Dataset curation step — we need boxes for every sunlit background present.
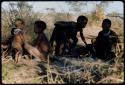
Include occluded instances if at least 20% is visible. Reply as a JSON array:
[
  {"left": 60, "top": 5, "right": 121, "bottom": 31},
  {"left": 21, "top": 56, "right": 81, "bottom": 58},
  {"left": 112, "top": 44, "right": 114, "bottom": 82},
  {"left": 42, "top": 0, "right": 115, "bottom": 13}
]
[{"left": 1, "top": 1, "right": 124, "bottom": 84}]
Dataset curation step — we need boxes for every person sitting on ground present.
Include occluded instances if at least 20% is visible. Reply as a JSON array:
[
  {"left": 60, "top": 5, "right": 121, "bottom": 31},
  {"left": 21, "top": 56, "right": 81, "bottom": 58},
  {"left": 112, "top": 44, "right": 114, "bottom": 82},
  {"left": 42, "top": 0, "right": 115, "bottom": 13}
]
[
  {"left": 32, "top": 20, "right": 50, "bottom": 61},
  {"left": 91, "top": 19, "right": 118, "bottom": 63},
  {"left": 1, "top": 18, "right": 26, "bottom": 60}
]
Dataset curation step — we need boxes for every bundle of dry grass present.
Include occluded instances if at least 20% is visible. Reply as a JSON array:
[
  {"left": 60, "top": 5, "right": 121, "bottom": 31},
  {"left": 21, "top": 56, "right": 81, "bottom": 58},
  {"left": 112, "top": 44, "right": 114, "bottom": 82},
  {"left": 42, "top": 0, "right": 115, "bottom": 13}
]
[{"left": 2, "top": 41, "right": 124, "bottom": 84}]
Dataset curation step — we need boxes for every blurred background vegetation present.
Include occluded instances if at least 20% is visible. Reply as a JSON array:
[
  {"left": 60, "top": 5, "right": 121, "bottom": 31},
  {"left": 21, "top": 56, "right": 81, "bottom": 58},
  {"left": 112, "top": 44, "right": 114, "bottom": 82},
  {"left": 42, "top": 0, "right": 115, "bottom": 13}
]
[{"left": 1, "top": 1, "right": 124, "bottom": 43}]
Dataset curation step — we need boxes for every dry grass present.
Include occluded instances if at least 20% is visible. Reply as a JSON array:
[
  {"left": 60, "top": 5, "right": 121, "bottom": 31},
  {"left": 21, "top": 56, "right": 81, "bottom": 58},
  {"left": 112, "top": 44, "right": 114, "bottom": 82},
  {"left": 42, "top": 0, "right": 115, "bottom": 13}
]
[
  {"left": 1, "top": 12, "right": 124, "bottom": 84},
  {"left": 2, "top": 42, "right": 124, "bottom": 84}
]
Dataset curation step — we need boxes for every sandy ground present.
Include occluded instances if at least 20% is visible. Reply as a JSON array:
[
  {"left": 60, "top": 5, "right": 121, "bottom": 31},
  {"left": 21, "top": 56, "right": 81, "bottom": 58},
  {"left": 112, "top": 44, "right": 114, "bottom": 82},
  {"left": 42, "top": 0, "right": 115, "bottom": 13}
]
[{"left": 77, "top": 26, "right": 102, "bottom": 45}]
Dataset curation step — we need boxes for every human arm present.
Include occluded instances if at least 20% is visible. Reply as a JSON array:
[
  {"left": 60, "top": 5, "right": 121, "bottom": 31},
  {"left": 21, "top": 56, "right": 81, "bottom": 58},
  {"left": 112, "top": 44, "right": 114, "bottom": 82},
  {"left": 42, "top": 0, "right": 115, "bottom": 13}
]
[
  {"left": 50, "top": 28, "right": 57, "bottom": 47},
  {"left": 80, "top": 30, "right": 87, "bottom": 46}
]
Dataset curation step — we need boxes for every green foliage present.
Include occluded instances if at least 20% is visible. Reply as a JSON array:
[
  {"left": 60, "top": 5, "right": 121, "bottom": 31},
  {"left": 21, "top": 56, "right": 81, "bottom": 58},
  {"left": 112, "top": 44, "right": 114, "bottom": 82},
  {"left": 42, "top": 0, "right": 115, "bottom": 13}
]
[{"left": 2, "top": 65, "right": 8, "bottom": 80}]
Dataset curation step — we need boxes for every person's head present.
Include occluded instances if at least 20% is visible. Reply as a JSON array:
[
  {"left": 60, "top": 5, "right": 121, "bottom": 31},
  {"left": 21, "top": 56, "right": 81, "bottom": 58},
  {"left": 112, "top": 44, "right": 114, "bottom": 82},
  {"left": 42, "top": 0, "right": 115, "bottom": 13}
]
[
  {"left": 34, "top": 20, "right": 46, "bottom": 34},
  {"left": 77, "top": 15, "right": 88, "bottom": 29},
  {"left": 15, "top": 18, "right": 25, "bottom": 30},
  {"left": 102, "top": 19, "right": 111, "bottom": 32}
]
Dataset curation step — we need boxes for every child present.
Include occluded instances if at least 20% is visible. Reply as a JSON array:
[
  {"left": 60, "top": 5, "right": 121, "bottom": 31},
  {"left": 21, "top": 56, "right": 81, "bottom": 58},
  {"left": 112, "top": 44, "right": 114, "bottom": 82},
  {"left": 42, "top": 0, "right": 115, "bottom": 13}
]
[
  {"left": 32, "top": 20, "right": 50, "bottom": 61},
  {"left": 1, "top": 18, "right": 25, "bottom": 62}
]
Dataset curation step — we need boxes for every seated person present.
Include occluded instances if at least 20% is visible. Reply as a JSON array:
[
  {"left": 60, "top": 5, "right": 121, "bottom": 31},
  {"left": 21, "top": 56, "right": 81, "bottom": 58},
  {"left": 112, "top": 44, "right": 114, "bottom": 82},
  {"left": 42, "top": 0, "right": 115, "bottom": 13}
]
[
  {"left": 32, "top": 20, "right": 50, "bottom": 61},
  {"left": 1, "top": 18, "right": 26, "bottom": 60},
  {"left": 95, "top": 19, "right": 118, "bottom": 62},
  {"left": 88, "top": 19, "right": 118, "bottom": 63}
]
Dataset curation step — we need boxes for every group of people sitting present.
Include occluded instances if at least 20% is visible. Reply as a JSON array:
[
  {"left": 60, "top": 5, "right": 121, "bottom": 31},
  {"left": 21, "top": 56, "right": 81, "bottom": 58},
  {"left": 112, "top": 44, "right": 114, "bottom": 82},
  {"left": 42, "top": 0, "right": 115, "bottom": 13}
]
[{"left": 1, "top": 15, "right": 119, "bottom": 64}]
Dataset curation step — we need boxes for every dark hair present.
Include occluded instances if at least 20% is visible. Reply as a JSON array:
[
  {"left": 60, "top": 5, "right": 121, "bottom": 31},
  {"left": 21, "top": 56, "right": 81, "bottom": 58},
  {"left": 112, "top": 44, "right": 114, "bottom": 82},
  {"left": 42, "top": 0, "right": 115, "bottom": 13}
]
[
  {"left": 103, "top": 19, "right": 111, "bottom": 25},
  {"left": 34, "top": 20, "right": 46, "bottom": 30},
  {"left": 15, "top": 18, "right": 25, "bottom": 24},
  {"left": 77, "top": 15, "right": 88, "bottom": 22}
]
